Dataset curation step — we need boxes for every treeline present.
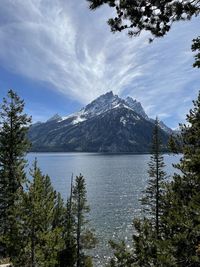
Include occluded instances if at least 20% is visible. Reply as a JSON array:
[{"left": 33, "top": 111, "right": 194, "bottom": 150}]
[
  {"left": 1, "top": 89, "right": 200, "bottom": 267},
  {"left": 0, "top": 90, "right": 96, "bottom": 267}
]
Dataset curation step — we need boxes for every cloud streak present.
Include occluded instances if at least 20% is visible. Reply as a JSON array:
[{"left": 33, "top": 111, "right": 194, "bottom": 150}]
[
  {"left": 0, "top": 0, "right": 147, "bottom": 100},
  {"left": 0, "top": 0, "right": 199, "bottom": 127}
]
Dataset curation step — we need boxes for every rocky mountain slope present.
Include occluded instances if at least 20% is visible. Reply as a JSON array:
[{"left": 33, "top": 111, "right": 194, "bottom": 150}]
[{"left": 29, "top": 92, "right": 171, "bottom": 152}]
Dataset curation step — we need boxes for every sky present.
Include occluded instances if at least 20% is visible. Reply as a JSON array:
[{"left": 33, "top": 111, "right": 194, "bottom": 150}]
[{"left": 0, "top": 0, "right": 199, "bottom": 129}]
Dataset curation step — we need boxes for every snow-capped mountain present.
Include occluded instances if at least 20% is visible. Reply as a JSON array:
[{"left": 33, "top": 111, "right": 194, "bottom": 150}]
[
  {"left": 52, "top": 91, "right": 171, "bottom": 133},
  {"left": 59, "top": 91, "right": 149, "bottom": 125},
  {"left": 125, "top": 96, "right": 148, "bottom": 120},
  {"left": 29, "top": 92, "right": 171, "bottom": 152},
  {"left": 47, "top": 114, "right": 62, "bottom": 122}
]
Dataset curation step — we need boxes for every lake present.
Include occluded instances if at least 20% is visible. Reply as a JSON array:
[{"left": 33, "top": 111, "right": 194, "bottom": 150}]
[{"left": 27, "top": 153, "right": 181, "bottom": 266}]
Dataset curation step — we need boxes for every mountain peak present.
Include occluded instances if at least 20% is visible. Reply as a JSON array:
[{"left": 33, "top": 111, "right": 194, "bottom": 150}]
[
  {"left": 47, "top": 114, "right": 61, "bottom": 122},
  {"left": 29, "top": 91, "right": 172, "bottom": 152},
  {"left": 60, "top": 92, "right": 170, "bottom": 135},
  {"left": 83, "top": 91, "right": 120, "bottom": 116},
  {"left": 62, "top": 91, "right": 149, "bottom": 123},
  {"left": 125, "top": 96, "right": 148, "bottom": 119},
  {"left": 103, "top": 91, "right": 114, "bottom": 97},
  {"left": 126, "top": 96, "right": 136, "bottom": 103}
]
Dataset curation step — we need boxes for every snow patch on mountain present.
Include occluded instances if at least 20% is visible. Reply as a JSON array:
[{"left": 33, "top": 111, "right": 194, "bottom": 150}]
[
  {"left": 44, "top": 91, "right": 172, "bottom": 133},
  {"left": 72, "top": 114, "right": 86, "bottom": 125},
  {"left": 60, "top": 91, "right": 147, "bottom": 126},
  {"left": 47, "top": 114, "right": 62, "bottom": 122},
  {"left": 83, "top": 91, "right": 122, "bottom": 117},
  {"left": 120, "top": 116, "right": 127, "bottom": 126},
  {"left": 125, "top": 96, "right": 148, "bottom": 119}
]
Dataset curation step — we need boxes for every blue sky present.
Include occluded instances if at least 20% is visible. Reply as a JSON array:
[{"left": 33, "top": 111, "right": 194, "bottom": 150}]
[{"left": 0, "top": 0, "right": 199, "bottom": 129}]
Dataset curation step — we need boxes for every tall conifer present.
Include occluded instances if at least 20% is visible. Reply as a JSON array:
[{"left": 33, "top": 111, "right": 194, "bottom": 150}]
[
  {"left": 108, "top": 118, "right": 167, "bottom": 266},
  {"left": 161, "top": 91, "right": 200, "bottom": 266},
  {"left": 59, "top": 175, "right": 76, "bottom": 267},
  {"left": 72, "top": 174, "right": 97, "bottom": 267},
  {"left": 0, "top": 89, "right": 31, "bottom": 257},
  {"left": 10, "top": 160, "right": 65, "bottom": 267},
  {"left": 141, "top": 118, "right": 167, "bottom": 237}
]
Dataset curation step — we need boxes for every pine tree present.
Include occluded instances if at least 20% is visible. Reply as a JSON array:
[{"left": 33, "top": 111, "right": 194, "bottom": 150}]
[
  {"left": 72, "top": 174, "right": 97, "bottom": 267},
  {"left": 109, "top": 93, "right": 200, "bottom": 266},
  {"left": 87, "top": 1, "right": 200, "bottom": 68},
  {"left": 30, "top": 161, "right": 65, "bottom": 267},
  {"left": 131, "top": 119, "right": 167, "bottom": 266},
  {"left": 59, "top": 175, "right": 76, "bottom": 267},
  {"left": 108, "top": 240, "right": 135, "bottom": 267},
  {"left": 108, "top": 118, "right": 168, "bottom": 267},
  {"left": 5, "top": 185, "right": 29, "bottom": 266},
  {"left": 160, "top": 91, "right": 200, "bottom": 266},
  {"left": 53, "top": 192, "right": 66, "bottom": 230},
  {"left": 0, "top": 89, "right": 31, "bottom": 257},
  {"left": 168, "top": 134, "right": 182, "bottom": 154},
  {"left": 10, "top": 160, "right": 65, "bottom": 267},
  {"left": 141, "top": 118, "right": 167, "bottom": 237}
]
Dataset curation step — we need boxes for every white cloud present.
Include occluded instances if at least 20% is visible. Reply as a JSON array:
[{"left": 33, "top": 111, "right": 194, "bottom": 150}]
[
  {"left": 0, "top": 0, "right": 199, "bottom": 127},
  {"left": 0, "top": 0, "right": 148, "bottom": 102}
]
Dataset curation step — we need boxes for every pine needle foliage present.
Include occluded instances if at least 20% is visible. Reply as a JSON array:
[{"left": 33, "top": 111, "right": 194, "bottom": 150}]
[
  {"left": 0, "top": 89, "right": 31, "bottom": 257},
  {"left": 8, "top": 160, "right": 65, "bottom": 267},
  {"left": 160, "top": 91, "right": 200, "bottom": 266},
  {"left": 72, "top": 174, "right": 97, "bottom": 267},
  {"left": 141, "top": 118, "right": 167, "bottom": 238}
]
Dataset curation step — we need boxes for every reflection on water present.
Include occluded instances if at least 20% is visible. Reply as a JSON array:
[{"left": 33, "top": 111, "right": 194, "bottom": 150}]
[{"left": 27, "top": 153, "right": 181, "bottom": 266}]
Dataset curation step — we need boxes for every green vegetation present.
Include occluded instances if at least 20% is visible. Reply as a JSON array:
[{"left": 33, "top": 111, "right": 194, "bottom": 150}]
[
  {"left": 0, "top": 89, "right": 31, "bottom": 258},
  {"left": 59, "top": 174, "right": 97, "bottom": 267},
  {"left": 192, "top": 36, "right": 200, "bottom": 68},
  {"left": 72, "top": 174, "right": 97, "bottom": 267},
  {"left": 168, "top": 134, "right": 181, "bottom": 154},
  {"left": 159, "top": 92, "right": 200, "bottom": 265},
  {"left": 10, "top": 160, "right": 65, "bottom": 267},
  {"left": 1, "top": 88, "right": 200, "bottom": 266},
  {"left": 141, "top": 117, "right": 167, "bottom": 238},
  {"left": 87, "top": 0, "right": 200, "bottom": 67},
  {"left": 108, "top": 92, "right": 200, "bottom": 266},
  {"left": 108, "top": 117, "right": 168, "bottom": 266},
  {"left": 0, "top": 90, "right": 96, "bottom": 267}
]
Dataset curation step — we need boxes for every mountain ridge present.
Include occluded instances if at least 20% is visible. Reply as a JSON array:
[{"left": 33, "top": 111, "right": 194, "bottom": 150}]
[{"left": 29, "top": 92, "right": 172, "bottom": 152}]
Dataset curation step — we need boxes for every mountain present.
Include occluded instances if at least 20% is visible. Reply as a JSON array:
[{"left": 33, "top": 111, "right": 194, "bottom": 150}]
[
  {"left": 125, "top": 96, "right": 148, "bottom": 120},
  {"left": 29, "top": 92, "right": 171, "bottom": 152},
  {"left": 47, "top": 114, "right": 62, "bottom": 122}
]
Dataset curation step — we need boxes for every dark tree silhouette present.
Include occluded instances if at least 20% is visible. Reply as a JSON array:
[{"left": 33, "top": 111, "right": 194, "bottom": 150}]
[{"left": 87, "top": 0, "right": 200, "bottom": 66}]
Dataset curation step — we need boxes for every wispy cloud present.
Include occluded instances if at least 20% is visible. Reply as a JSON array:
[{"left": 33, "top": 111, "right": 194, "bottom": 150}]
[
  {"left": 0, "top": 0, "right": 199, "bottom": 127},
  {"left": 0, "top": 0, "right": 147, "bottom": 100}
]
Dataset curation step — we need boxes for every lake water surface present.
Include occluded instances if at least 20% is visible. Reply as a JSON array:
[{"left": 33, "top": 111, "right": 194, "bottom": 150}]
[{"left": 27, "top": 153, "right": 181, "bottom": 266}]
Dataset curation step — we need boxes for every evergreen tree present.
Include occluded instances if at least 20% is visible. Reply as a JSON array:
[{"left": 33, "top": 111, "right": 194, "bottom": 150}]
[
  {"left": 192, "top": 36, "right": 200, "bottom": 68},
  {"left": 59, "top": 175, "right": 76, "bottom": 267},
  {"left": 53, "top": 192, "right": 66, "bottom": 229},
  {"left": 141, "top": 118, "right": 167, "bottom": 238},
  {"left": 55, "top": 174, "right": 97, "bottom": 267},
  {"left": 87, "top": 0, "right": 199, "bottom": 38},
  {"left": 108, "top": 240, "right": 135, "bottom": 267},
  {"left": 72, "top": 174, "right": 97, "bottom": 267},
  {"left": 168, "top": 134, "right": 180, "bottom": 154},
  {"left": 87, "top": 1, "right": 200, "bottom": 67},
  {"left": 10, "top": 160, "right": 65, "bottom": 267},
  {"left": 0, "top": 89, "right": 31, "bottom": 257},
  {"left": 131, "top": 119, "right": 167, "bottom": 266},
  {"left": 108, "top": 118, "right": 168, "bottom": 266},
  {"left": 109, "top": 93, "right": 200, "bottom": 266},
  {"left": 160, "top": 91, "right": 200, "bottom": 266}
]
